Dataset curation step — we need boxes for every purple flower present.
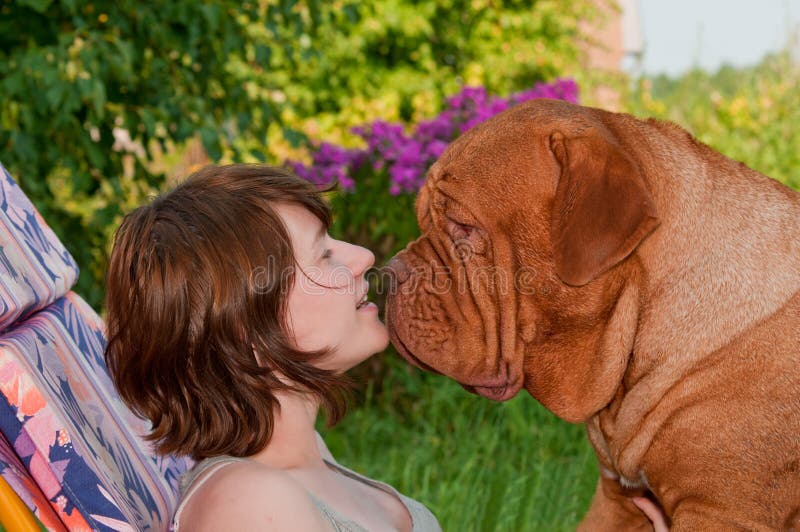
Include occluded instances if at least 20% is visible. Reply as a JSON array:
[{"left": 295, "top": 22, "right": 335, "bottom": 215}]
[
  {"left": 285, "top": 142, "right": 361, "bottom": 191},
  {"left": 354, "top": 121, "right": 407, "bottom": 159},
  {"left": 337, "top": 172, "right": 355, "bottom": 190},
  {"left": 425, "top": 139, "right": 449, "bottom": 159},
  {"left": 396, "top": 140, "right": 424, "bottom": 166},
  {"left": 415, "top": 113, "right": 456, "bottom": 144},
  {"left": 315, "top": 142, "right": 351, "bottom": 166},
  {"left": 389, "top": 164, "right": 422, "bottom": 194},
  {"left": 288, "top": 78, "right": 579, "bottom": 194},
  {"left": 513, "top": 78, "right": 580, "bottom": 105},
  {"left": 446, "top": 86, "right": 489, "bottom": 112}
]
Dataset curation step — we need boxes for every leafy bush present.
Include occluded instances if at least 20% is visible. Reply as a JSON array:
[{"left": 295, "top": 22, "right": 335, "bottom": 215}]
[{"left": 0, "top": 0, "right": 321, "bottom": 308}]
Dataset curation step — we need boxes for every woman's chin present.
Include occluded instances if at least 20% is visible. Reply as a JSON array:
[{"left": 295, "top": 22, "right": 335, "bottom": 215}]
[
  {"left": 330, "top": 332, "right": 390, "bottom": 373},
  {"left": 357, "top": 331, "right": 391, "bottom": 361},
  {"left": 376, "top": 331, "right": 391, "bottom": 352},
  {"left": 366, "top": 331, "right": 391, "bottom": 359}
]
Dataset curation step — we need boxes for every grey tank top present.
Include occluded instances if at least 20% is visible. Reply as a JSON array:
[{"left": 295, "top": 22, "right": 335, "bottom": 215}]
[{"left": 172, "top": 455, "right": 441, "bottom": 532}]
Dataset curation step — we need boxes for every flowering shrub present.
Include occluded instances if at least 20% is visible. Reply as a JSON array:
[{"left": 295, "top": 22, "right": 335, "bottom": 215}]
[{"left": 288, "top": 78, "right": 579, "bottom": 196}]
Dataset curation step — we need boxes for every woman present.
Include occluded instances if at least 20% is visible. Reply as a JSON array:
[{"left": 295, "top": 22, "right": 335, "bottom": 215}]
[
  {"left": 105, "top": 164, "right": 438, "bottom": 531},
  {"left": 104, "top": 164, "right": 666, "bottom": 531}
]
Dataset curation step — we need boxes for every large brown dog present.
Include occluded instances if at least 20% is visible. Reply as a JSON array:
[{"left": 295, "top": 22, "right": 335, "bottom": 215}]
[{"left": 385, "top": 99, "right": 800, "bottom": 530}]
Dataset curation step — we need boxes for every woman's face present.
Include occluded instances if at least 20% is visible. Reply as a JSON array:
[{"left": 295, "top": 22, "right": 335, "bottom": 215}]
[{"left": 278, "top": 203, "right": 389, "bottom": 372}]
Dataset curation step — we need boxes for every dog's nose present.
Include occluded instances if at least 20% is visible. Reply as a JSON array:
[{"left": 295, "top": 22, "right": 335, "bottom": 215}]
[{"left": 385, "top": 256, "right": 411, "bottom": 285}]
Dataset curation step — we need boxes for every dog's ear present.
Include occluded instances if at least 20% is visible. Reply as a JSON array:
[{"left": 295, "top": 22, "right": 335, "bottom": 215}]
[{"left": 548, "top": 130, "right": 660, "bottom": 286}]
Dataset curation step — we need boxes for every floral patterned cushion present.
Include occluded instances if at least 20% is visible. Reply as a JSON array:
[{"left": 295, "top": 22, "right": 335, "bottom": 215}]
[
  {"left": 0, "top": 431, "right": 66, "bottom": 531},
  {"left": 0, "top": 163, "right": 79, "bottom": 333},
  {"left": 0, "top": 162, "right": 192, "bottom": 531},
  {"left": 0, "top": 292, "right": 194, "bottom": 531}
]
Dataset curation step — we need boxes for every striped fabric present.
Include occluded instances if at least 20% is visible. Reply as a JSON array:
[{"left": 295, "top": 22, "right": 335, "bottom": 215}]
[
  {"left": 0, "top": 431, "right": 66, "bottom": 531},
  {"left": 0, "top": 292, "right": 193, "bottom": 531},
  {"left": 0, "top": 163, "right": 78, "bottom": 333},
  {"left": 0, "top": 163, "right": 193, "bottom": 531}
]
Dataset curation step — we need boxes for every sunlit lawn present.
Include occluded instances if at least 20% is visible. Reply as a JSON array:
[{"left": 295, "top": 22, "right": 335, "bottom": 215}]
[{"left": 320, "top": 354, "right": 597, "bottom": 532}]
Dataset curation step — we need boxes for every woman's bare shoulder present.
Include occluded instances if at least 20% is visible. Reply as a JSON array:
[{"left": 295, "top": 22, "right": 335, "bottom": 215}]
[{"left": 180, "top": 460, "right": 331, "bottom": 531}]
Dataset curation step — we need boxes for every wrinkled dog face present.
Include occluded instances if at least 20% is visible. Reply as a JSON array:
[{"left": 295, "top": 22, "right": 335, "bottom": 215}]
[
  {"left": 385, "top": 101, "right": 562, "bottom": 401},
  {"left": 385, "top": 99, "right": 659, "bottom": 411}
]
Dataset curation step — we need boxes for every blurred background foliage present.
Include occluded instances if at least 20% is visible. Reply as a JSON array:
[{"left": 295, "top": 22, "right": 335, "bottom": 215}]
[
  {"left": 0, "top": 0, "right": 599, "bottom": 310},
  {"left": 624, "top": 50, "right": 800, "bottom": 190},
  {"left": 256, "top": 0, "right": 597, "bottom": 152},
  {"left": 0, "top": 0, "right": 319, "bottom": 306},
  {"left": 3, "top": 1, "right": 800, "bottom": 529}
]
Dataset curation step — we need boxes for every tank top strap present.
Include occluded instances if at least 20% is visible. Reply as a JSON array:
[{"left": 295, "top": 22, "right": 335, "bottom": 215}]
[{"left": 172, "top": 455, "right": 249, "bottom": 531}]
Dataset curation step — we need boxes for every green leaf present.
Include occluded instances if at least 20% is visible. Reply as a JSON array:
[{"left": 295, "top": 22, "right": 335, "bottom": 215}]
[
  {"left": 16, "top": 0, "right": 53, "bottom": 13},
  {"left": 249, "top": 148, "right": 267, "bottom": 162},
  {"left": 281, "top": 126, "right": 308, "bottom": 148},
  {"left": 199, "top": 127, "right": 223, "bottom": 161}
]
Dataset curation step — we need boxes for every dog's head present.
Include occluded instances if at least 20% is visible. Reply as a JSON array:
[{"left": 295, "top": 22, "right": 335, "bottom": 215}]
[{"left": 385, "top": 99, "right": 660, "bottom": 422}]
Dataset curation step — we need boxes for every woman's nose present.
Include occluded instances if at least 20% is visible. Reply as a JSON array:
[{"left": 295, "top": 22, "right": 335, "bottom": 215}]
[
  {"left": 339, "top": 241, "right": 374, "bottom": 278},
  {"left": 351, "top": 245, "right": 375, "bottom": 277}
]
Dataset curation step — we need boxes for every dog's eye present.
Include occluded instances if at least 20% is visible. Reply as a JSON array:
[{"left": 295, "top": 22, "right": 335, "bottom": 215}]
[
  {"left": 447, "top": 220, "right": 486, "bottom": 259},
  {"left": 446, "top": 217, "right": 473, "bottom": 239},
  {"left": 452, "top": 222, "right": 473, "bottom": 240}
]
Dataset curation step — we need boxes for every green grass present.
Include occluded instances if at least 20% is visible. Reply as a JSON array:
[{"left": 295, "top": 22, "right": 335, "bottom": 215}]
[{"left": 319, "top": 355, "right": 597, "bottom": 532}]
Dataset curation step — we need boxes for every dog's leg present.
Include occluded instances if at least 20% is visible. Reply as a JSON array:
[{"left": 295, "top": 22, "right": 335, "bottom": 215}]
[{"left": 578, "top": 476, "right": 654, "bottom": 532}]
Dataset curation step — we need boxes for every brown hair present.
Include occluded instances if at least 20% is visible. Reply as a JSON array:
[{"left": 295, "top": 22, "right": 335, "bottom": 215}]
[{"left": 104, "top": 164, "right": 349, "bottom": 459}]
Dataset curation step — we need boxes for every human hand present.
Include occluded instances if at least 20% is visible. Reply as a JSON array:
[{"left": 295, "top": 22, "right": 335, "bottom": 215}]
[{"left": 632, "top": 496, "right": 669, "bottom": 531}]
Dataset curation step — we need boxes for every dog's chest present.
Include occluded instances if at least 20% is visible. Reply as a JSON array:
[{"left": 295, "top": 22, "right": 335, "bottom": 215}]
[
  {"left": 617, "top": 470, "right": 651, "bottom": 491},
  {"left": 587, "top": 413, "right": 652, "bottom": 491}
]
